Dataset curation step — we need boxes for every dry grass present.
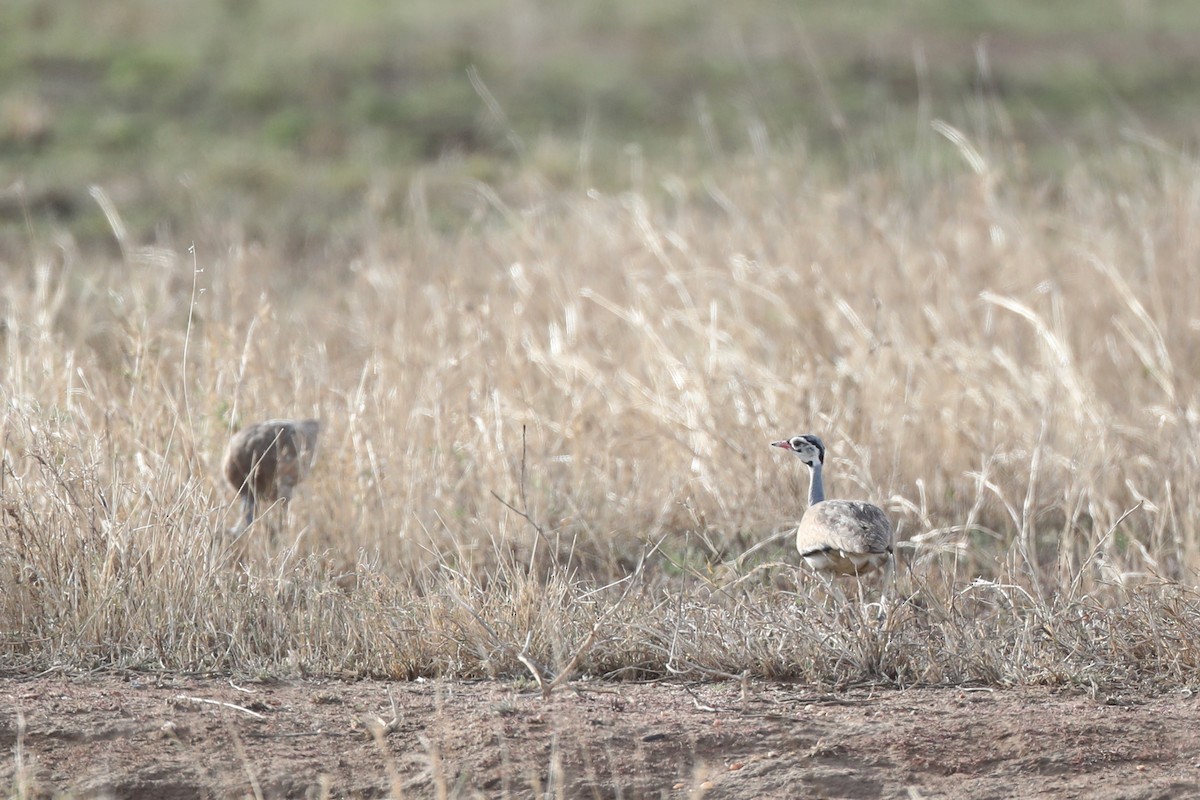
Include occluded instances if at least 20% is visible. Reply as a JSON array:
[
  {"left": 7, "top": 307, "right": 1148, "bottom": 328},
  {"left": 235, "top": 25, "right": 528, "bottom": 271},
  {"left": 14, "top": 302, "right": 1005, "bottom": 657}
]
[{"left": 3, "top": 127, "right": 1200, "bottom": 692}]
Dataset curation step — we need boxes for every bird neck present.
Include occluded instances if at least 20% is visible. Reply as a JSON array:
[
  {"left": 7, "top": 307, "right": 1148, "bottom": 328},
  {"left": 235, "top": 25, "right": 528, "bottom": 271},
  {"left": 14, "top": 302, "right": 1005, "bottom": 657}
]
[{"left": 807, "top": 462, "right": 825, "bottom": 506}]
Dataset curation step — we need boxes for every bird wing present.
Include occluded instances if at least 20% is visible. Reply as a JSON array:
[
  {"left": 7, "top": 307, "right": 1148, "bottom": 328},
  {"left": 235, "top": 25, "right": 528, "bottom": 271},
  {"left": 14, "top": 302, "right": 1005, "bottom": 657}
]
[{"left": 796, "top": 500, "right": 893, "bottom": 556}]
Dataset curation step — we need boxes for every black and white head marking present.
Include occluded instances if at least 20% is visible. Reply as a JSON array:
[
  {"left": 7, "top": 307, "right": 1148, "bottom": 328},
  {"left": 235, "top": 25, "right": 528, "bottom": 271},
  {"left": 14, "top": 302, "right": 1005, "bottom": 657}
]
[{"left": 772, "top": 433, "right": 825, "bottom": 467}]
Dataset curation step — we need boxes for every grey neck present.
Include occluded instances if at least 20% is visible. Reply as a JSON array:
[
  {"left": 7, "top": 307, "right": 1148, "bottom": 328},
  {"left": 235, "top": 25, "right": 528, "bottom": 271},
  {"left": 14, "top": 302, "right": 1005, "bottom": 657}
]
[{"left": 807, "top": 461, "right": 825, "bottom": 506}]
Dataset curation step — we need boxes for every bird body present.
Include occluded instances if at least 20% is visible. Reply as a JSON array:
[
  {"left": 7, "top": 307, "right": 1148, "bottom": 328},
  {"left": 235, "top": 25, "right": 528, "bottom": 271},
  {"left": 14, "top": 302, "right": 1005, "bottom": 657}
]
[
  {"left": 771, "top": 434, "right": 893, "bottom": 578},
  {"left": 795, "top": 500, "right": 892, "bottom": 576},
  {"left": 224, "top": 418, "right": 320, "bottom": 529}
]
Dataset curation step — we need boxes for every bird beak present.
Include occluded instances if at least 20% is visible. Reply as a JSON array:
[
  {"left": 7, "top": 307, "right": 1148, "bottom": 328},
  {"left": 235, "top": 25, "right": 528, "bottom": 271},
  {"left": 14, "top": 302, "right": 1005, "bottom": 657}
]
[{"left": 771, "top": 440, "right": 791, "bottom": 450}]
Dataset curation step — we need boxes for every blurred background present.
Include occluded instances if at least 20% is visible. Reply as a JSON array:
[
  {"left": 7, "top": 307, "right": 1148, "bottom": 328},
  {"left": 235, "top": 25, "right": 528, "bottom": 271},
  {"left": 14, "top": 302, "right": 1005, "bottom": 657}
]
[{"left": 3, "top": 0, "right": 1199, "bottom": 260}]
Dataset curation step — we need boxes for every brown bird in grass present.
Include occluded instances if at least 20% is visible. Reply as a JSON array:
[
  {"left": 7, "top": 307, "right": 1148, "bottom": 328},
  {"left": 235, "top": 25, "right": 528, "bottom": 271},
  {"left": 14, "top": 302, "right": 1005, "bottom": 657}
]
[
  {"left": 770, "top": 434, "right": 893, "bottom": 579},
  {"left": 224, "top": 418, "right": 320, "bottom": 529}
]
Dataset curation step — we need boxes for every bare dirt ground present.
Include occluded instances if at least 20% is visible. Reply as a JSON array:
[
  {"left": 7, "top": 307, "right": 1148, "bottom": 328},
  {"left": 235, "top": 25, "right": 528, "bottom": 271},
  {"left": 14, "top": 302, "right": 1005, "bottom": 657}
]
[{"left": 2, "top": 674, "right": 1199, "bottom": 799}]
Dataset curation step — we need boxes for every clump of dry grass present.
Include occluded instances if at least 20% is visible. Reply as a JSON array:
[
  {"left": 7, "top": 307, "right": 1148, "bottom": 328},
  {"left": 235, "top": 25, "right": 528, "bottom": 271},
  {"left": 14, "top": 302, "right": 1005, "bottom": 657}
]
[{"left": 3, "top": 128, "right": 1200, "bottom": 690}]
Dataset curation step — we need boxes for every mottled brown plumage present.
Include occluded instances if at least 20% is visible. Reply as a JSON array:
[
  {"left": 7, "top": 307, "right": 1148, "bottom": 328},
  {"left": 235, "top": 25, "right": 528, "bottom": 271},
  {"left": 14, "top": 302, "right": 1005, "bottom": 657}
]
[
  {"left": 771, "top": 434, "right": 894, "bottom": 578},
  {"left": 224, "top": 418, "right": 320, "bottom": 529}
]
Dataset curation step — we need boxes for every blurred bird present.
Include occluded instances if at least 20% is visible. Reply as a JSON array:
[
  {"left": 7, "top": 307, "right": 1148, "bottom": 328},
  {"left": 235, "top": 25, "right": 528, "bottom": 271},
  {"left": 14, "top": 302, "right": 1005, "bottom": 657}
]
[{"left": 224, "top": 418, "right": 320, "bottom": 530}]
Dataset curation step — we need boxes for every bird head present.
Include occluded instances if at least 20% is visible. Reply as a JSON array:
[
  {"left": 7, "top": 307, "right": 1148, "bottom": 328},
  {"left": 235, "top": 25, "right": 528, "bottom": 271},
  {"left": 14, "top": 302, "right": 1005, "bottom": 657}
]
[{"left": 771, "top": 434, "right": 825, "bottom": 468}]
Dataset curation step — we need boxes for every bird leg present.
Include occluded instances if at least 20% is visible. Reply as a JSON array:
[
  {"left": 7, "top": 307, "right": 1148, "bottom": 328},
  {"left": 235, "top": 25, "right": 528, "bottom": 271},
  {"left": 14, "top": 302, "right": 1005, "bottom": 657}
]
[
  {"left": 805, "top": 568, "right": 847, "bottom": 613},
  {"left": 881, "top": 557, "right": 896, "bottom": 610},
  {"left": 270, "top": 497, "right": 289, "bottom": 545},
  {"left": 242, "top": 494, "right": 256, "bottom": 529},
  {"left": 856, "top": 560, "right": 896, "bottom": 625}
]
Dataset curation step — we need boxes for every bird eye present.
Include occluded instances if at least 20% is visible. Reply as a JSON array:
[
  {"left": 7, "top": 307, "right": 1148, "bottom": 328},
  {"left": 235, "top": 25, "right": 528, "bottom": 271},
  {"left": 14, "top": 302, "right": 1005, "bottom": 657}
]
[{"left": 791, "top": 438, "right": 805, "bottom": 449}]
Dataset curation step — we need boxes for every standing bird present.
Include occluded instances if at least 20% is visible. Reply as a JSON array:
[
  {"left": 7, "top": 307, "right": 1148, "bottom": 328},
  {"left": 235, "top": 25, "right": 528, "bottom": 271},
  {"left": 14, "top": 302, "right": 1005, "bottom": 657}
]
[
  {"left": 771, "top": 434, "right": 893, "bottom": 579},
  {"left": 224, "top": 418, "right": 320, "bottom": 530}
]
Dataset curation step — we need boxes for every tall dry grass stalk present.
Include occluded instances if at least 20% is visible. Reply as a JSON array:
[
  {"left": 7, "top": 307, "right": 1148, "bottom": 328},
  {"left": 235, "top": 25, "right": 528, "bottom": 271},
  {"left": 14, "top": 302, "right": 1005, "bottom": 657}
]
[{"left": 3, "top": 132, "right": 1200, "bottom": 689}]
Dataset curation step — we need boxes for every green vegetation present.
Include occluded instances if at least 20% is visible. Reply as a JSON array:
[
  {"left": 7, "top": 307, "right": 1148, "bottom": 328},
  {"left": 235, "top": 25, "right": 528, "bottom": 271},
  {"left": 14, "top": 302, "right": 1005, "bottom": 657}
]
[
  {"left": 3, "top": 0, "right": 1200, "bottom": 250},
  {"left": 3, "top": 0, "right": 1200, "bottom": 692}
]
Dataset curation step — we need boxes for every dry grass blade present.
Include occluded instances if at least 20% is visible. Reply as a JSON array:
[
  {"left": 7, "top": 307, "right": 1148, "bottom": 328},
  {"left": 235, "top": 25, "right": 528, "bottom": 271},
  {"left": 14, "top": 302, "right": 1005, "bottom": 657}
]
[
  {"left": 3, "top": 126, "right": 1200, "bottom": 695},
  {"left": 174, "top": 695, "right": 268, "bottom": 720}
]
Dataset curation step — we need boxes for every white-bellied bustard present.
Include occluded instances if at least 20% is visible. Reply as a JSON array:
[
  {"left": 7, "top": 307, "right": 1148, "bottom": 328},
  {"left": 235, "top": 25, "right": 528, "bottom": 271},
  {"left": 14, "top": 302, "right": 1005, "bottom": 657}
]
[
  {"left": 224, "top": 418, "right": 320, "bottom": 531},
  {"left": 771, "top": 434, "right": 894, "bottom": 603}
]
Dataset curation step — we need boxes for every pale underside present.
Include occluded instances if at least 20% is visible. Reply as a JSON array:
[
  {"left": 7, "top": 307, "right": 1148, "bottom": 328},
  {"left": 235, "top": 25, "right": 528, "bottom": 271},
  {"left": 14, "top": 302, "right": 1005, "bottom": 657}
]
[{"left": 796, "top": 499, "right": 893, "bottom": 577}]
